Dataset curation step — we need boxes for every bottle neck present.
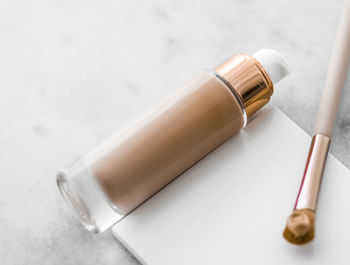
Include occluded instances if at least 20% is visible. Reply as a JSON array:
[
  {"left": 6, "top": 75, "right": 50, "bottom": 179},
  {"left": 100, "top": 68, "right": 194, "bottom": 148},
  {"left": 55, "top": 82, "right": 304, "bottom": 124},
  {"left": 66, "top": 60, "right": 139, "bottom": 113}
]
[{"left": 215, "top": 54, "right": 273, "bottom": 118}]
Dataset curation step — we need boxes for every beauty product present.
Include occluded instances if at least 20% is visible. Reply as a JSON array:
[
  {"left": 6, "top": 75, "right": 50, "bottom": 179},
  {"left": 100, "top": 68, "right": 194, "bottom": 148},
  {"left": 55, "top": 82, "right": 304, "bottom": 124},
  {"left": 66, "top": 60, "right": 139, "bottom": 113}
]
[
  {"left": 57, "top": 49, "right": 290, "bottom": 233},
  {"left": 283, "top": 0, "right": 350, "bottom": 245}
]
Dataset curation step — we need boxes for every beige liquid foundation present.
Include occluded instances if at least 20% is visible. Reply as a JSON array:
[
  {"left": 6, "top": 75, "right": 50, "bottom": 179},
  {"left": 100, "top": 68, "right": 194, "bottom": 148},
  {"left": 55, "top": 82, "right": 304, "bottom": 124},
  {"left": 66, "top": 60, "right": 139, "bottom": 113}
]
[{"left": 57, "top": 49, "right": 290, "bottom": 232}]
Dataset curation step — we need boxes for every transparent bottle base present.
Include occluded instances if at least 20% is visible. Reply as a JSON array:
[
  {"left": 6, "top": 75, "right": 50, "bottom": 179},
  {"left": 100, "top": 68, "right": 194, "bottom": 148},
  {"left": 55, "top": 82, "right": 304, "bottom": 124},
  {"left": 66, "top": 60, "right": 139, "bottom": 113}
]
[{"left": 56, "top": 161, "right": 124, "bottom": 233}]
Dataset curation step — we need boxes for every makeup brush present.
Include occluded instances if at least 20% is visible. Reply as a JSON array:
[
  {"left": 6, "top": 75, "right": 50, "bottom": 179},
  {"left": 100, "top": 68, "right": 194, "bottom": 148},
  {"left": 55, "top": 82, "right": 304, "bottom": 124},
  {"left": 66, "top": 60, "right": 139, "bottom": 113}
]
[{"left": 283, "top": 0, "right": 350, "bottom": 245}]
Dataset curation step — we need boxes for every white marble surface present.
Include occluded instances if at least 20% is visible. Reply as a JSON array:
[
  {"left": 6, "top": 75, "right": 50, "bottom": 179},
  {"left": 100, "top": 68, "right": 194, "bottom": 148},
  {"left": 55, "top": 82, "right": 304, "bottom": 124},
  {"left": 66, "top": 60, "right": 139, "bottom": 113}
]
[{"left": 0, "top": 0, "right": 349, "bottom": 264}]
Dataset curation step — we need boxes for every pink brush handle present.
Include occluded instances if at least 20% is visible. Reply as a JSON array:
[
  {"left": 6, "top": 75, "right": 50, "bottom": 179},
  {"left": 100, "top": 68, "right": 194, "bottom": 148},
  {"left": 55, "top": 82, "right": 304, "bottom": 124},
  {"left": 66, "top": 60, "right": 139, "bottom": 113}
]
[{"left": 315, "top": 0, "right": 350, "bottom": 137}]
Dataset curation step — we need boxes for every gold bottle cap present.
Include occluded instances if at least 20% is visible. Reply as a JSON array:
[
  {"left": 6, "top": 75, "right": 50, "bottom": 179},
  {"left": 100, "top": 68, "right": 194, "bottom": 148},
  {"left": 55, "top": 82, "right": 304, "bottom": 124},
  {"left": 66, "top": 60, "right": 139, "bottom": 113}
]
[{"left": 215, "top": 50, "right": 289, "bottom": 118}]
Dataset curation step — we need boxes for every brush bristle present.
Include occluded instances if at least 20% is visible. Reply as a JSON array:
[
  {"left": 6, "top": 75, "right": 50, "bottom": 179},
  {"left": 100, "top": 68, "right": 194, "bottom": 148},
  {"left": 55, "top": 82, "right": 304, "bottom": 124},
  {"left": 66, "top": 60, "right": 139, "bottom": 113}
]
[{"left": 283, "top": 209, "right": 315, "bottom": 245}]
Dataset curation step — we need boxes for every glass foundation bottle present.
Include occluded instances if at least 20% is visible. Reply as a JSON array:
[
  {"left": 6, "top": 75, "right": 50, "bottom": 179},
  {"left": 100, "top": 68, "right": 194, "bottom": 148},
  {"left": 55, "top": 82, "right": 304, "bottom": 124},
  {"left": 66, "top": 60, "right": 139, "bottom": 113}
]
[{"left": 57, "top": 49, "right": 290, "bottom": 232}]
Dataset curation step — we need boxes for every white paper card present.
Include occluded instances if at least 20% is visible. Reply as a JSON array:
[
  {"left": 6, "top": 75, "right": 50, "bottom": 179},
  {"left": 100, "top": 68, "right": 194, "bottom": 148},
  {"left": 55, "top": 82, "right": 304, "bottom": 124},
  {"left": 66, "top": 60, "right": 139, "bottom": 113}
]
[{"left": 112, "top": 107, "right": 350, "bottom": 265}]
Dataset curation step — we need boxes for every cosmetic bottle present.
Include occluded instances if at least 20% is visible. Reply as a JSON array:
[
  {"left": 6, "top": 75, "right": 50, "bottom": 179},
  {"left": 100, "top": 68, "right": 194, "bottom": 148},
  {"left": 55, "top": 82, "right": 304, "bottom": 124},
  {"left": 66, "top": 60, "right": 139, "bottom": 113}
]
[{"left": 57, "top": 49, "right": 290, "bottom": 232}]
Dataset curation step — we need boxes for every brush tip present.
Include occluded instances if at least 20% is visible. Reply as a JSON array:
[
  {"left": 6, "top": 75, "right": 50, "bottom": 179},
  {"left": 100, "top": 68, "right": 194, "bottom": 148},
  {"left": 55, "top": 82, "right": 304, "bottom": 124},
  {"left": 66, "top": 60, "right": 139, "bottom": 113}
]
[{"left": 283, "top": 208, "right": 315, "bottom": 245}]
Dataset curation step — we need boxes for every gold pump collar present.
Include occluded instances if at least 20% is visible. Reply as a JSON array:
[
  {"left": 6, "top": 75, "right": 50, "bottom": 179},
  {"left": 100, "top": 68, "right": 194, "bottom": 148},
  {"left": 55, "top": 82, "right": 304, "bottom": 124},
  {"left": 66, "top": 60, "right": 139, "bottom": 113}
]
[{"left": 215, "top": 54, "right": 273, "bottom": 118}]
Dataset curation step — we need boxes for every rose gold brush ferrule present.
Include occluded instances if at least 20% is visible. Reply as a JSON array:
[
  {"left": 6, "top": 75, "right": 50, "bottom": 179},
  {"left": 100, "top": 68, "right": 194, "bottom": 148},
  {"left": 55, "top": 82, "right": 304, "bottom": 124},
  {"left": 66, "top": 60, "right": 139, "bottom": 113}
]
[
  {"left": 294, "top": 135, "right": 330, "bottom": 211},
  {"left": 215, "top": 54, "right": 274, "bottom": 118}
]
